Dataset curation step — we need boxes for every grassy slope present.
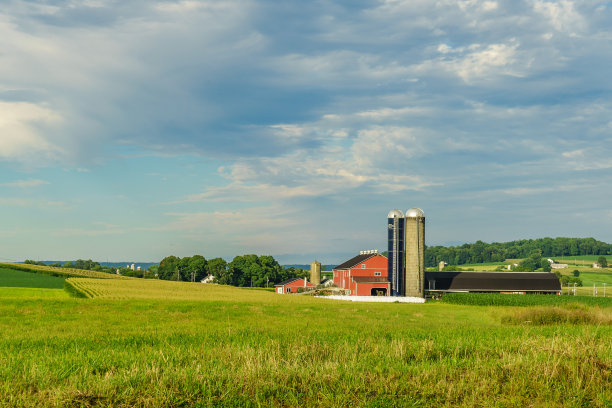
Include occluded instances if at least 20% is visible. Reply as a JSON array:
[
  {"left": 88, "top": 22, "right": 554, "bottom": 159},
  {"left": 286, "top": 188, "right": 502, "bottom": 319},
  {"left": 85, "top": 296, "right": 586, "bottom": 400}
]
[
  {"left": 0, "top": 262, "right": 127, "bottom": 279},
  {"left": 0, "top": 267, "right": 65, "bottom": 289},
  {"left": 0, "top": 279, "right": 610, "bottom": 407}
]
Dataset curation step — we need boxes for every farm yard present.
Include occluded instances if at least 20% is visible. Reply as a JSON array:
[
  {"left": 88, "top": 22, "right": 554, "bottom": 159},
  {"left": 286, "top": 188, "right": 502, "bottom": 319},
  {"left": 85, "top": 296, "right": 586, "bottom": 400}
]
[{"left": 0, "top": 264, "right": 610, "bottom": 407}]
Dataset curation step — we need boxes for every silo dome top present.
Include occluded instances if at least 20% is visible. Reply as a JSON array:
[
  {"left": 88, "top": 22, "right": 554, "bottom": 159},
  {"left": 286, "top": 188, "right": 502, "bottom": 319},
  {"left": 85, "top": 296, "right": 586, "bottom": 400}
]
[
  {"left": 387, "top": 209, "right": 405, "bottom": 218},
  {"left": 405, "top": 208, "right": 425, "bottom": 218}
]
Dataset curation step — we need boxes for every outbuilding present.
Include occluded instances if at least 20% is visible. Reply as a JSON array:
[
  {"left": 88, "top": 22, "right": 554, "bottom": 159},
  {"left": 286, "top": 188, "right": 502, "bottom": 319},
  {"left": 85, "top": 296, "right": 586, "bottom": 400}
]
[
  {"left": 425, "top": 271, "right": 561, "bottom": 294},
  {"left": 275, "top": 278, "right": 315, "bottom": 294}
]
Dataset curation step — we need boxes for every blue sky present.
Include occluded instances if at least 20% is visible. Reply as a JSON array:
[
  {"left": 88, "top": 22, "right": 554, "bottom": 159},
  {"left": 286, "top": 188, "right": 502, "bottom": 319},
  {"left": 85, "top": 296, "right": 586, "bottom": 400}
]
[{"left": 1, "top": 0, "right": 611, "bottom": 264}]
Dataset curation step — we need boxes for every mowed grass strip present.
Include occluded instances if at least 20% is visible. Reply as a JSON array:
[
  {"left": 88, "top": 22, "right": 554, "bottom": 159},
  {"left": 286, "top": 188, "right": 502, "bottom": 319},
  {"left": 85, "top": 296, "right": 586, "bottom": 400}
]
[
  {"left": 0, "top": 267, "right": 65, "bottom": 289},
  {"left": 0, "top": 286, "right": 70, "bottom": 299},
  {"left": 0, "top": 279, "right": 610, "bottom": 407}
]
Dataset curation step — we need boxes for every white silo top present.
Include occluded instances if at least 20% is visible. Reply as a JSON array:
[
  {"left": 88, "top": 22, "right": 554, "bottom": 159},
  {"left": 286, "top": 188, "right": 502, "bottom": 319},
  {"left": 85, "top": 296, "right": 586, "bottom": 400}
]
[
  {"left": 405, "top": 208, "right": 425, "bottom": 218},
  {"left": 387, "top": 209, "right": 405, "bottom": 218}
]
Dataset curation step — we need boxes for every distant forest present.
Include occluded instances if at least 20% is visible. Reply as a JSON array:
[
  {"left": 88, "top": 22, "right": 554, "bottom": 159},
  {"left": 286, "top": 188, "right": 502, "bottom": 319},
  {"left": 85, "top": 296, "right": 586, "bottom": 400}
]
[{"left": 425, "top": 237, "right": 612, "bottom": 267}]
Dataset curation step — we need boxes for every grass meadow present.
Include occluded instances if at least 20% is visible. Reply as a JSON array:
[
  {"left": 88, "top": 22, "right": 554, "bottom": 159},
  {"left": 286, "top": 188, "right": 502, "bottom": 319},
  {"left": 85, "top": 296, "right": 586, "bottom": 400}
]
[{"left": 0, "top": 265, "right": 610, "bottom": 407}]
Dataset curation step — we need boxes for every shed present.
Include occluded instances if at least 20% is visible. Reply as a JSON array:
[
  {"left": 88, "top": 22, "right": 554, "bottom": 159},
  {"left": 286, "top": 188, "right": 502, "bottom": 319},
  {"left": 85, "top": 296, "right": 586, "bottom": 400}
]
[{"left": 275, "top": 278, "right": 315, "bottom": 294}]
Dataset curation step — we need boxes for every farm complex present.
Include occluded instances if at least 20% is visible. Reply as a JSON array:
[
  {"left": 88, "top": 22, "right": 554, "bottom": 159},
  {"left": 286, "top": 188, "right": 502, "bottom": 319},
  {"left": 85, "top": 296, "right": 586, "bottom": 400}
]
[{"left": 297, "top": 208, "right": 562, "bottom": 297}]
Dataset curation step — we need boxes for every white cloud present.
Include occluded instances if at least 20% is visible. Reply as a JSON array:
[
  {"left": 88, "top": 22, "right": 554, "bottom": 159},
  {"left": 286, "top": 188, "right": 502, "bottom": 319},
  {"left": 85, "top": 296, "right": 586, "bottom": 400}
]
[
  {"left": 533, "top": 0, "right": 586, "bottom": 34},
  {"left": 0, "top": 102, "right": 64, "bottom": 163},
  {"left": 448, "top": 41, "right": 523, "bottom": 82}
]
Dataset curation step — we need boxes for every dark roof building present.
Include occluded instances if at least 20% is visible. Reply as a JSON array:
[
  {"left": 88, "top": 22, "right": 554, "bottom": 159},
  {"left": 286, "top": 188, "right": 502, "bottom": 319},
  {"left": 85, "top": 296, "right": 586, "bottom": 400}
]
[
  {"left": 425, "top": 271, "right": 561, "bottom": 294},
  {"left": 334, "top": 253, "right": 378, "bottom": 270}
]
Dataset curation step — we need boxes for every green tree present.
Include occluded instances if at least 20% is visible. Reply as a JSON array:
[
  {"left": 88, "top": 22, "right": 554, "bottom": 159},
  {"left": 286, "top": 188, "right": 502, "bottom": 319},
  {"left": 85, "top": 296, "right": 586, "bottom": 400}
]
[
  {"left": 597, "top": 256, "right": 608, "bottom": 268},
  {"left": 158, "top": 256, "right": 180, "bottom": 281},
  {"left": 148, "top": 265, "right": 159, "bottom": 278},
  {"left": 207, "top": 258, "right": 227, "bottom": 279},
  {"left": 572, "top": 269, "right": 580, "bottom": 277},
  {"left": 186, "top": 255, "right": 207, "bottom": 282}
]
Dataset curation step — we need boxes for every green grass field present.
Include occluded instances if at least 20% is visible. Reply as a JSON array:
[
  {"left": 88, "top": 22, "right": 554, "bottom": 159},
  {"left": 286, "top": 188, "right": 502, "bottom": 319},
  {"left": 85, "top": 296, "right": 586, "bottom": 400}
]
[
  {"left": 0, "top": 267, "right": 65, "bottom": 289},
  {"left": 0, "top": 265, "right": 610, "bottom": 407}
]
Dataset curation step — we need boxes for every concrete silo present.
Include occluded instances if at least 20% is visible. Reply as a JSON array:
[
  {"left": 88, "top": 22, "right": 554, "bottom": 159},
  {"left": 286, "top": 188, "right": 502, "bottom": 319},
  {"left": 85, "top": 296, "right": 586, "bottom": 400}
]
[
  {"left": 387, "top": 209, "right": 405, "bottom": 296},
  {"left": 404, "top": 208, "right": 425, "bottom": 298},
  {"left": 310, "top": 261, "right": 321, "bottom": 286}
]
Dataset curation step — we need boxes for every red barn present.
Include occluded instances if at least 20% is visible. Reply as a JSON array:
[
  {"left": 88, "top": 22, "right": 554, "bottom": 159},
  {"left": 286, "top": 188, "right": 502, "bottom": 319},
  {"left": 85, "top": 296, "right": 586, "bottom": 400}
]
[
  {"left": 333, "top": 252, "right": 390, "bottom": 296},
  {"left": 275, "top": 278, "right": 315, "bottom": 294}
]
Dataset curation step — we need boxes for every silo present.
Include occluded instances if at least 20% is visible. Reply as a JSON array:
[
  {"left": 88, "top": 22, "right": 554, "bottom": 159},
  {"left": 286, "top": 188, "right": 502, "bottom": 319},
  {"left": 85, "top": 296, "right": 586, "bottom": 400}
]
[
  {"left": 310, "top": 260, "right": 321, "bottom": 286},
  {"left": 404, "top": 208, "right": 425, "bottom": 298},
  {"left": 387, "top": 209, "right": 405, "bottom": 296}
]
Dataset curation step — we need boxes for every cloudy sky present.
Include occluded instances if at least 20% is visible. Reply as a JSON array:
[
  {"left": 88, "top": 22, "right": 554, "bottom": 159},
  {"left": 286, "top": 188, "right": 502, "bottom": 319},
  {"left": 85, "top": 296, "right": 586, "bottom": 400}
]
[{"left": 1, "top": 0, "right": 611, "bottom": 264}]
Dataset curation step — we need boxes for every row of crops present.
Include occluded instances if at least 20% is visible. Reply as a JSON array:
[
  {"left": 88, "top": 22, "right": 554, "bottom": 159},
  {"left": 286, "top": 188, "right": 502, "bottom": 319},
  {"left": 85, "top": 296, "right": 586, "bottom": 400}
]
[
  {"left": 439, "top": 292, "right": 612, "bottom": 307},
  {"left": 0, "top": 262, "right": 127, "bottom": 280}
]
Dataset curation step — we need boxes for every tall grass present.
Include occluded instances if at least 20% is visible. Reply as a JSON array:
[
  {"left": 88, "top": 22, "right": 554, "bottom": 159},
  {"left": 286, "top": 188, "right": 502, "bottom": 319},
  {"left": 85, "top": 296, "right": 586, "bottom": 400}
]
[
  {"left": 440, "top": 292, "right": 612, "bottom": 307},
  {"left": 503, "top": 305, "right": 612, "bottom": 325}
]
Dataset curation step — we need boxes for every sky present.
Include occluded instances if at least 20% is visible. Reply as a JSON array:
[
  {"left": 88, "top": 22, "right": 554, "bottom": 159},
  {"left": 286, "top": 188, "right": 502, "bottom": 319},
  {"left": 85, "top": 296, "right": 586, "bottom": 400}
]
[{"left": 1, "top": 0, "right": 612, "bottom": 264}]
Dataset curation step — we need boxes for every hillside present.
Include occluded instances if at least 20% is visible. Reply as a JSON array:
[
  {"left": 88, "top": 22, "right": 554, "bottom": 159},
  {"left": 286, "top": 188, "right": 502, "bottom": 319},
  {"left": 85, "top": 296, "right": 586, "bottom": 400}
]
[{"left": 426, "top": 237, "right": 612, "bottom": 267}]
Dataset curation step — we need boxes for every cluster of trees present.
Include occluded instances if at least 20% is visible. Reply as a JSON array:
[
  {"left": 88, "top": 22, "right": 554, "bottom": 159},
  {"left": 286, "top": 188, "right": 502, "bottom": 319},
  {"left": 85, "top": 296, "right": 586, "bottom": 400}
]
[
  {"left": 26, "top": 259, "right": 110, "bottom": 272},
  {"left": 425, "top": 237, "right": 612, "bottom": 267},
  {"left": 510, "top": 252, "right": 551, "bottom": 272},
  {"left": 156, "top": 254, "right": 308, "bottom": 287},
  {"left": 156, "top": 255, "right": 224, "bottom": 282},
  {"left": 24, "top": 259, "right": 158, "bottom": 278}
]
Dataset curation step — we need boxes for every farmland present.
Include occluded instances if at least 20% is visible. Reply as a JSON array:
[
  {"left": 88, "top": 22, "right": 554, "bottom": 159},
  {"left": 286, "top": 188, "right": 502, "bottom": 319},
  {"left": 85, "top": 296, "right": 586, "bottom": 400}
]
[
  {"left": 0, "top": 265, "right": 610, "bottom": 407},
  {"left": 0, "top": 267, "right": 65, "bottom": 289}
]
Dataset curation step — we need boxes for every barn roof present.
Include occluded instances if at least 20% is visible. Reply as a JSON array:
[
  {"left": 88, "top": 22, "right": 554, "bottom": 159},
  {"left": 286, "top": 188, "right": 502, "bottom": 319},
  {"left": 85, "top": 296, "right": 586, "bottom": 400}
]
[
  {"left": 274, "top": 278, "right": 301, "bottom": 287},
  {"left": 334, "top": 253, "right": 386, "bottom": 270},
  {"left": 425, "top": 271, "right": 561, "bottom": 292}
]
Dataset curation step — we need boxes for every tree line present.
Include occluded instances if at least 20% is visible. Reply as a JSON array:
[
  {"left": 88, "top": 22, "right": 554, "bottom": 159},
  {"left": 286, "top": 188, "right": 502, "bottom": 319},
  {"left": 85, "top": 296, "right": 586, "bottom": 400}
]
[
  {"left": 156, "top": 254, "right": 309, "bottom": 287},
  {"left": 425, "top": 237, "right": 612, "bottom": 267},
  {"left": 24, "top": 259, "right": 155, "bottom": 278}
]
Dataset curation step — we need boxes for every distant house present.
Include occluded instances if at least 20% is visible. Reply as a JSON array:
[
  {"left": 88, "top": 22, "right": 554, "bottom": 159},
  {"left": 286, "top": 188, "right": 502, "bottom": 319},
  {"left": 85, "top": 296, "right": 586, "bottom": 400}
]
[
  {"left": 275, "top": 278, "right": 315, "bottom": 294},
  {"left": 320, "top": 278, "right": 334, "bottom": 287},
  {"left": 200, "top": 274, "right": 215, "bottom": 283},
  {"left": 551, "top": 263, "right": 568, "bottom": 269},
  {"left": 547, "top": 258, "right": 568, "bottom": 269}
]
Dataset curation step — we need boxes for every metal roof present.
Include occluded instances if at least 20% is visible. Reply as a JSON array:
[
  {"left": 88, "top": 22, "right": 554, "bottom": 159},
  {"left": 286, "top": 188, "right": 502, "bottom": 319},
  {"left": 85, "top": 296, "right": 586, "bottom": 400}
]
[
  {"left": 405, "top": 208, "right": 425, "bottom": 218},
  {"left": 334, "top": 253, "right": 384, "bottom": 270},
  {"left": 425, "top": 271, "right": 561, "bottom": 292},
  {"left": 274, "top": 277, "right": 302, "bottom": 287}
]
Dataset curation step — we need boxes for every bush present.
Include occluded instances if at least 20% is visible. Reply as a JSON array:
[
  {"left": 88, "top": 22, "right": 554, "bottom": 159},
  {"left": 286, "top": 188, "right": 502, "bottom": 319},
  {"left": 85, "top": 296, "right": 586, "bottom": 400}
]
[
  {"left": 572, "top": 270, "right": 580, "bottom": 277},
  {"left": 560, "top": 276, "right": 583, "bottom": 287}
]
